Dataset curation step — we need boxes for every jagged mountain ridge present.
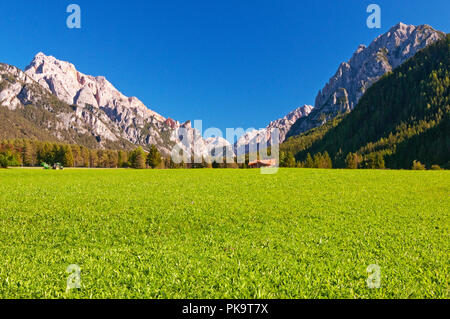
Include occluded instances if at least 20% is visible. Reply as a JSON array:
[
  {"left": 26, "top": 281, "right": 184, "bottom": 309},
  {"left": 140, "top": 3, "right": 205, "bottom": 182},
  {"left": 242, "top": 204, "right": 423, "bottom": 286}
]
[
  {"left": 234, "top": 105, "right": 313, "bottom": 154},
  {"left": 1, "top": 22, "right": 446, "bottom": 159},
  {"left": 0, "top": 58, "right": 221, "bottom": 157},
  {"left": 10, "top": 52, "right": 310, "bottom": 156},
  {"left": 24, "top": 53, "right": 180, "bottom": 152},
  {"left": 0, "top": 63, "right": 134, "bottom": 148},
  {"left": 286, "top": 22, "right": 446, "bottom": 138},
  {"left": 17, "top": 52, "right": 238, "bottom": 158}
]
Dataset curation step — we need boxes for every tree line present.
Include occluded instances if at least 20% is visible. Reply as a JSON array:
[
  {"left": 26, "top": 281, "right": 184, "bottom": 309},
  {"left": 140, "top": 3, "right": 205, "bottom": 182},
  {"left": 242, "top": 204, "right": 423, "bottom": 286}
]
[{"left": 0, "top": 139, "right": 253, "bottom": 169}]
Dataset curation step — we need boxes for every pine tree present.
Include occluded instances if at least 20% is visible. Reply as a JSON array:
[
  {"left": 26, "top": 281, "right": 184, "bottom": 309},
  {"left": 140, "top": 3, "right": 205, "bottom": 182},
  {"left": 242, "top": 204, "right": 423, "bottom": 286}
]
[
  {"left": 304, "top": 153, "right": 314, "bottom": 168},
  {"left": 90, "top": 150, "right": 99, "bottom": 168},
  {"left": 23, "top": 140, "right": 35, "bottom": 166},
  {"left": 345, "top": 152, "right": 358, "bottom": 169},
  {"left": 313, "top": 153, "right": 322, "bottom": 168},
  {"left": 323, "top": 152, "right": 333, "bottom": 169},
  {"left": 38, "top": 142, "right": 53, "bottom": 165},
  {"left": 374, "top": 153, "right": 385, "bottom": 169},
  {"left": 365, "top": 153, "right": 385, "bottom": 169},
  {"left": 130, "top": 147, "right": 147, "bottom": 169},
  {"left": 279, "top": 151, "right": 286, "bottom": 167},
  {"left": 147, "top": 144, "right": 162, "bottom": 169},
  {"left": 285, "top": 152, "right": 296, "bottom": 167},
  {"left": 107, "top": 150, "right": 118, "bottom": 168},
  {"left": 71, "top": 145, "right": 82, "bottom": 167},
  {"left": 80, "top": 147, "right": 90, "bottom": 167},
  {"left": 62, "top": 145, "right": 74, "bottom": 167},
  {"left": 118, "top": 151, "right": 128, "bottom": 168},
  {"left": 52, "top": 144, "right": 63, "bottom": 164}
]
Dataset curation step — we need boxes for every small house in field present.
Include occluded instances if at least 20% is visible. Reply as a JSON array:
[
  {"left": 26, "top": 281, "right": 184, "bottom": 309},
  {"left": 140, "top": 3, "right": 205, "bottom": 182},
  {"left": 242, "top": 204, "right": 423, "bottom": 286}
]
[{"left": 248, "top": 159, "right": 277, "bottom": 168}]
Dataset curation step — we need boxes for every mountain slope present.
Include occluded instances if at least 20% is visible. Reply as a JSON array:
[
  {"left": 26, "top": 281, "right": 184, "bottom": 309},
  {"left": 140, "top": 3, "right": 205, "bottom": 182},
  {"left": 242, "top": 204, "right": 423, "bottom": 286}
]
[
  {"left": 286, "top": 23, "right": 446, "bottom": 138},
  {"left": 23, "top": 53, "right": 181, "bottom": 152},
  {"left": 0, "top": 63, "right": 135, "bottom": 149},
  {"left": 281, "top": 34, "right": 450, "bottom": 169},
  {"left": 1, "top": 54, "right": 225, "bottom": 158},
  {"left": 234, "top": 105, "right": 313, "bottom": 154},
  {"left": 7, "top": 51, "right": 312, "bottom": 156}
]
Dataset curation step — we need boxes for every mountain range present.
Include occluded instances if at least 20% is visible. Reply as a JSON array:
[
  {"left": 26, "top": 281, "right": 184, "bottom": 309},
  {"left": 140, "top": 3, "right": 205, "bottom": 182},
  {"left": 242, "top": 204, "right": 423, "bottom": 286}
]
[{"left": 0, "top": 22, "right": 447, "bottom": 160}]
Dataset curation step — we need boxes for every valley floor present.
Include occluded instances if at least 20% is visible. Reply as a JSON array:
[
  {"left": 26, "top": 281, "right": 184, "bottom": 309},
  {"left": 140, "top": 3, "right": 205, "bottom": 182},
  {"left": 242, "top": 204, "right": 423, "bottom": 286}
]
[{"left": 0, "top": 168, "right": 448, "bottom": 298}]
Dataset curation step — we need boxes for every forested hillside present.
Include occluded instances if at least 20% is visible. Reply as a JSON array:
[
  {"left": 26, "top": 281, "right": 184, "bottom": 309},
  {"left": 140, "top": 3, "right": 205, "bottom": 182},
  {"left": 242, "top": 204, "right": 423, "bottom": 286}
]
[{"left": 281, "top": 34, "right": 450, "bottom": 169}]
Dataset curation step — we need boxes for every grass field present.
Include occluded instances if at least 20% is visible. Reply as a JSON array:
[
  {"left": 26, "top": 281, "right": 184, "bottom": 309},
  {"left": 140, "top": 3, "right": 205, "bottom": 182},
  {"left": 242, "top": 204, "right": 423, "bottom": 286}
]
[{"left": 0, "top": 168, "right": 448, "bottom": 299}]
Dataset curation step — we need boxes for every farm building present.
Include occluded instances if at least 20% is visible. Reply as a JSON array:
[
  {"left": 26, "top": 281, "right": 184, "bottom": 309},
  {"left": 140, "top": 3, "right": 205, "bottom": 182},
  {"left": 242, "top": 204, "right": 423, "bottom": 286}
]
[{"left": 248, "top": 159, "right": 277, "bottom": 168}]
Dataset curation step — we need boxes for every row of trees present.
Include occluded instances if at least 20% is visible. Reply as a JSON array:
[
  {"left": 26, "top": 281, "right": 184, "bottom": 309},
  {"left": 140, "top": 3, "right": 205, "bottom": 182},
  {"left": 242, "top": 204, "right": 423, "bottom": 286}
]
[
  {"left": 0, "top": 139, "right": 262, "bottom": 170},
  {"left": 344, "top": 152, "right": 385, "bottom": 169},
  {"left": 0, "top": 139, "right": 176, "bottom": 169},
  {"left": 279, "top": 151, "right": 333, "bottom": 168},
  {"left": 1, "top": 138, "right": 445, "bottom": 170},
  {"left": 0, "top": 139, "right": 130, "bottom": 169}
]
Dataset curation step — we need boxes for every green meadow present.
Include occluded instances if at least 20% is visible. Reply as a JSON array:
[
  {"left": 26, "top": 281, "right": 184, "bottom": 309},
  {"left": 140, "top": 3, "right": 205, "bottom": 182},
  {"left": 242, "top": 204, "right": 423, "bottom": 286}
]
[{"left": 0, "top": 168, "right": 448, "bottom": 299}]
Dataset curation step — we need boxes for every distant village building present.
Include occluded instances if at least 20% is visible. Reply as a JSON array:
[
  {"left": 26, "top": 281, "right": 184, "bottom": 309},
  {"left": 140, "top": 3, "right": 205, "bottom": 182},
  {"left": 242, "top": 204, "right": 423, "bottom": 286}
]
[{"left": 248, "top": 159, "right": 277, "bottom": 168}]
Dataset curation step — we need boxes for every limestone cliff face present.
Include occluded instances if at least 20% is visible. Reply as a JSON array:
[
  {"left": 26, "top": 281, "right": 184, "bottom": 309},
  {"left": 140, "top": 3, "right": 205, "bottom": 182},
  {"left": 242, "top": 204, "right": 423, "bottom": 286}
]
[
  {"left": 21, "top": 53, "right": 221, "bottom": 156},
  {"left": 286, "top": 23, "right": 446, "bottom": 138},
  {"left": 0, "top": 63, "right": 133, "bottom": 147},
  {"left": 235, "top": 105, "right": 313, "bottom": 154},
  {"left": 24, "top": 53, "right": 170, "bottom": 144},
  {"left": 0, "top": 64, "right": 34, "bottom": 110}
]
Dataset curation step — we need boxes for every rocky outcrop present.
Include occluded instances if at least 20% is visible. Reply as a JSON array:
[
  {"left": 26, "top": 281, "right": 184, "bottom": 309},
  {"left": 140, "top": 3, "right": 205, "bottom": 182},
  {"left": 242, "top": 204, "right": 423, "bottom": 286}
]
[
  {"left": 0, "top": 63, "right": 132, "bottom": 148},
  {"left": 0, "top": 64, "right": 34, "bottom": 110},
  {"left": 235, "top": 105, "right": 313, "bottom": 153},
  {"left": 24, "top": 53, "right": 170, "bottom": 143},
  {"left": 286, "top": 23, "right": 446, "bottom": 138}
]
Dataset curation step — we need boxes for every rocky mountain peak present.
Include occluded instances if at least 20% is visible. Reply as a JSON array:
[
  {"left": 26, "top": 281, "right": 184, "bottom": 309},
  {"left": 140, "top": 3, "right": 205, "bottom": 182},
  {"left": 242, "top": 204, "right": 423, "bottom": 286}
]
[
  {"left": 286, "top": 23, "right": 446, "bottom": 138},
  {"left": 235, "top": 104, "right": 313, "bottom": 153},
  {"left": 25, "top": 52, "right": 165, "bottom": 122},
  {"left": 2, "top": 53, "right": 230, "bottom": 158}
]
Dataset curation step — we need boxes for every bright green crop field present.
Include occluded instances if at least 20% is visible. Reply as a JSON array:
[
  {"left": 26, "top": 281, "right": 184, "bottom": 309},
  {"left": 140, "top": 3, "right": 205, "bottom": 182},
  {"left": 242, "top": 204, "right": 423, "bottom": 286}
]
[{"left": 0, "top": 168, "right": 448, "bottom": 299}]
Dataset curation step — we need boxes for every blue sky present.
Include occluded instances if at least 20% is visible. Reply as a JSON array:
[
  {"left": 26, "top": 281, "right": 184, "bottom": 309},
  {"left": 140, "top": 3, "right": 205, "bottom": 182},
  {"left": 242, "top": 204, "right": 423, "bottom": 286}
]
[{"left": 0, "top": 0, "right": 449, "bottom": 132}]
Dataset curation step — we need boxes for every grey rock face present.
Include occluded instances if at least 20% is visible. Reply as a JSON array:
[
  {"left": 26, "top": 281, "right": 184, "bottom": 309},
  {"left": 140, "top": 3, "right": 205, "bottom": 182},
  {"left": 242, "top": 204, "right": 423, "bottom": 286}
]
[
  {"left": 24, "top": 53, "right": 169, "bottom": 144},
  {"left": 286, "top": 23, "right": 446, "bottom": 138},
  {"left": 0, "top": 63, "right": 133, "bottom": 146},
  {"left": 2, "top": 54, "right": 227, "bottom": 157},
  {"left": 235, "top": 105, "right": 313, "bottom": 154},
  {"left": 266, "top": 105, "right": 314, "bottom": 142},
  {"left": 0, "top": 64, "right": 34, "bottom": 110},
  {"left": 22, "top": 53, "right": 225, "bottom": 155}
]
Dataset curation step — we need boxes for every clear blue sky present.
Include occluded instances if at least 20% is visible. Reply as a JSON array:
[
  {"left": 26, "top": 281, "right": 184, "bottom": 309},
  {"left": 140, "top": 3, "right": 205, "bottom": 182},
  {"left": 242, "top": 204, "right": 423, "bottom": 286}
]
[{"left": 1, "top": 0, "right": 449, "bottom": 132}]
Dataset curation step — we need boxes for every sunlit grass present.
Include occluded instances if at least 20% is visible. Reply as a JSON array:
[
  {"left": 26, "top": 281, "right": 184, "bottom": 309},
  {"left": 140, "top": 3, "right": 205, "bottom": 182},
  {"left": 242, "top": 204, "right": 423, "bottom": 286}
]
[{"left": 0, "top": 168, "right": 448, "bottom": 298}]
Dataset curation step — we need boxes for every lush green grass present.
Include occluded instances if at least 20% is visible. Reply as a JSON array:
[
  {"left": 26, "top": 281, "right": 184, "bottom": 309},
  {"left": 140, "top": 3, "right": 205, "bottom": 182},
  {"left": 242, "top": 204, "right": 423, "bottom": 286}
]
[{"left": 0, "top": 168, "right": 448, "bottom": 299}]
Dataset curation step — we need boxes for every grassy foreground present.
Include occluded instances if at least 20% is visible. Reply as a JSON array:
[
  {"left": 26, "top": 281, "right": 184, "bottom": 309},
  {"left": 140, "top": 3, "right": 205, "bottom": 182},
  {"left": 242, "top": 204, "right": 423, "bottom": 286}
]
[{"left": 0, "top": 168, "right": 448, "bottom": 299}]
